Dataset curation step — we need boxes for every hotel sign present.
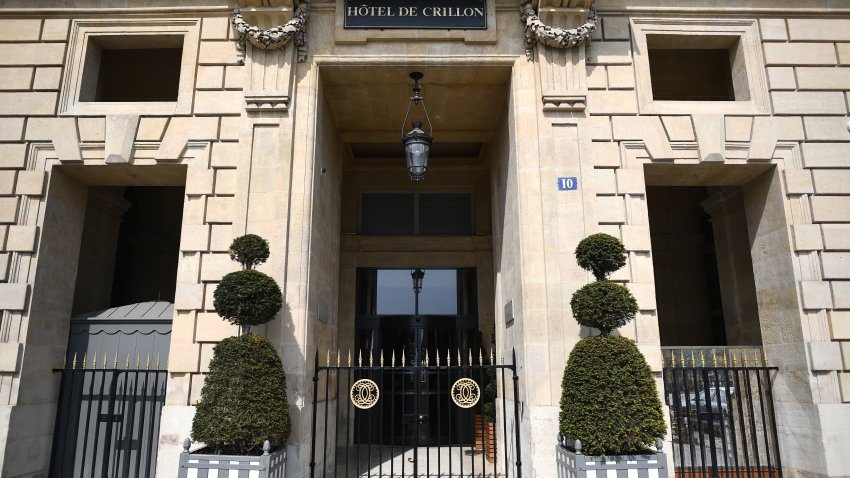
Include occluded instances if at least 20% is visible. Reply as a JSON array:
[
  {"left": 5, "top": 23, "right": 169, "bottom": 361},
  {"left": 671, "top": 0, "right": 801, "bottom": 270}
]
[{"left": 344, "top": 0, "right": 487, "bottom": 29}]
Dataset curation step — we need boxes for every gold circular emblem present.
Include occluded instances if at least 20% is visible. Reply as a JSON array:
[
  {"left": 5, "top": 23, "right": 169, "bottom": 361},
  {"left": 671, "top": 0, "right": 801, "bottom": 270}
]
[
  {"left": 350, "top": 379, "right": 380, "bottom": 409},
  {"left": 451, "top": 378, "right": 480, "bottom": 408}
]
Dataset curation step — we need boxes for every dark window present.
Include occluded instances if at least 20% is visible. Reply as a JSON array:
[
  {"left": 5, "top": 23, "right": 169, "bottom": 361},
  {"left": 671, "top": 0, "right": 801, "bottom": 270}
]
[
  {"left": 80, "top": 35, "right": 183, "bottom": 103},
  {"left": 361, "top": 193, "right": 415, "bottom": 235},
  {"left": 419, "top": 193, "right": 473, "bottom": 235},
  {"left": 360, "top": 192, "right": 474, "bottom": 235},
  {"left": 647, "top": 35, "right": 746, "bottom": 102}
]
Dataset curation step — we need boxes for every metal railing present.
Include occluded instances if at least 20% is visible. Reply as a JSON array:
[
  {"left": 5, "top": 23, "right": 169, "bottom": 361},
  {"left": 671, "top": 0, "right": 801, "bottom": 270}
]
[{"left": 662, "top": 348, "right": 782, "bottom": 478}]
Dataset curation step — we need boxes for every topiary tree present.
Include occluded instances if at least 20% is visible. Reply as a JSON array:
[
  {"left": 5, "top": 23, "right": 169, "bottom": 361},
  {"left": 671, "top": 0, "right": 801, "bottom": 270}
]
[
  {"left": 213, "top": 236, "right": 282, "bottom": 331},
  {"left": 574, "top": 233, "right": 627, "bottom": 281},
  {"left": 229, "top": 234, "right": 270, "bottom": 269},
  {"left": 559, "top": 335, "right": 665, "bottom": 455},
  {"left": 560, "top": 233, "right": 665, "bottom": 456},
  {"left": 213, "top": 270, "right": 282, "bottom": 328},
  {"left": 192, "top": 234, "right": 290, "bottom": 456},
  {"left": 191, "top": 333, "right": 291, "bottom": 455},
  {"left": 570, "top": 280, "right": 638, "bottom": 335}
]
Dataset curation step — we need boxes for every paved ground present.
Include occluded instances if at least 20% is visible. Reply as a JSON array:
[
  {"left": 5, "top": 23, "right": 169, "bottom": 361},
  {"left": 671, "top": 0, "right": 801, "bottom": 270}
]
[{"left": 332, "top": 445, "right": 501, "bottom": 478}]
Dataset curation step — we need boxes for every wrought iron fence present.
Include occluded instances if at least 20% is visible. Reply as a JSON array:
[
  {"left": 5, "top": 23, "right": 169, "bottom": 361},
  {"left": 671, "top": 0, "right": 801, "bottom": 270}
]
[
  {"left": 49, "top": 353, "right": 167, "bottom": 478},
  {"left": 662, "top": 348, "right": 782, "bottom": 478},
  {"left": 310, "top": 348, "right": 522, "bottom": 478}
]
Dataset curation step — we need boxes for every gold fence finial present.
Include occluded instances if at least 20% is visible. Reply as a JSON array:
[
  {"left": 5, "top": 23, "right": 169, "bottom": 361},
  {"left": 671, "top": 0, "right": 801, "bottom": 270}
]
[
  {"left": 358, "top": 349, "right": 363, "bottom": 367},
  {"left": 762, "top": 348, "right": 768, "bottom": 367},
  {"left": 82, "top": 353, "right": 87, "bottom": 370},
  {"left": 326, "top": 349, "right": 330, "bottom": 367},
  {"left": 424, "top": 349, "right": 429, "bottom": 367},
  {"left": 722, "top": 352, "right": 728, "bottom": 368},
  {"left": 690, "top": 350, "right": 696, "bottom": 367},
  {"left": 156, "top": 353, "right": 161, "bottom": 369},
  {"left": 479, "top": 348, "right": 484, "bottom": 365},
  {"left": 712, "top": 350, "right": 718, "bottom": 368},
  {"left": 369, "top": 349, "right": 373, "bottom": 368},
  {"left": 732, "top": 351, "right": 738, "bottom": 367},
  {"left": 457, "top": 348, "right": 462, "bottom": 366},
  {"left": 380, "top": 349, "right": 385, "bottom": 368},
  {"left": 146, "top": 353, "right": 151, "bottom": 370},
  {"left": 136, "top": 353, "right": 141, "bottom": 370},
  {"left": 103, "top": 352, "right": 108, "bottom": 369},
  {"left": 348, "top": 350, "right": 352, "bottom": 367},
  {"left": 391, "top": 350, "right": 396, "bottom": 368},
  {"left": 114, "top": 352, "right": 119, "bottom": 369},
  {"left": 671, "top": 352, "right": 677, "bottom": 368},
  {"left": 743, "top": 352, "right": 749, "bottom": 367},
  {"left": 402, "top": 348, "right": 406, "bottom": 366},
  {"left": 72, "top": 353, "right": 78, "bottom": 369},
  {"left": 436, "top": 350, "right": 441, "bottom": 367},
  {"left": 680, "top": 350, "right": 686, "bottom": 367},
  {"left": 700, "top": 350, "right": 706, "bottom": 367},
  {"left": 126, "top": 353, "right": 131, "bottom": 369},
  {"left": 92, "top": 353, "right": 97, "bottom": 369},
  {"left": 337, "top": 349, "right": 341, "bottom": 367}
]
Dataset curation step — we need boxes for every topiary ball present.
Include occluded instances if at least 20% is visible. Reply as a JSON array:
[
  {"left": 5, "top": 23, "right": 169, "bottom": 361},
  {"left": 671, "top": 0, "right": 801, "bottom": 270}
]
[
  {"left": 192, "top": 333, "right": 291, "bottom": 455},
  {"left": 229, "top": 234, "right": 271, "bottom": 269},
  {"left": 213, "top": 269, "right": 282, "bottom": 327},
  {"left": 575, "top": 233, "right": 627, "bottom": 280},
  {"left": 559, "top": 335, "right": 666, "bottom": 456},
  {"left": 570, "top": 280, "right": 638, "bottom": 334}
]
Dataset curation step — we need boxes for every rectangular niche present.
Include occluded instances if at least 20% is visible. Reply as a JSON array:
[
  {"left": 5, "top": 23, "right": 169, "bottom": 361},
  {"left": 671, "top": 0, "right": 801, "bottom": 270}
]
[
  {"left": 631, "top": 18, "right": 769, "bottom": 115},
  {"left": 647, "top": 34, "right": 749, "bottom": 102},
  {"left": 61, "top": 19, "right": 200, "bottom": 115},
  {"left": 80, "top": 35, "right": 183, "bottom": 103}
]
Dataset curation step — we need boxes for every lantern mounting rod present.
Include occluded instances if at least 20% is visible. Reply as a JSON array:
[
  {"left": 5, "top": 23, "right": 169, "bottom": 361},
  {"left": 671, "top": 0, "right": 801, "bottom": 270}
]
[{"left": 401, "top": 71, "right": 433, "bottom": 138}]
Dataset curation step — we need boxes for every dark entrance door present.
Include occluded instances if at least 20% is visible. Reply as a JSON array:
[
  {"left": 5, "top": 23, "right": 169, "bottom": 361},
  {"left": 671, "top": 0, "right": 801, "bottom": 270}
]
[
  {"left": 378, "top": 315, "right": 478, "bottom": 446},
  {"left": 354, "top": 268, "right": 480, "bottom": 446}
]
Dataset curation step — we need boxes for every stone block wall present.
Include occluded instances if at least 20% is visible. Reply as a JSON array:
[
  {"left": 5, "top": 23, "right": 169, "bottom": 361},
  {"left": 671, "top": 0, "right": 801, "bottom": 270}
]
[
  {"left": 0, "top": 10, "right": 256, "bottom": 475},
  {"left": 576, "top": 9, "right": 850, "bottom": 476}
]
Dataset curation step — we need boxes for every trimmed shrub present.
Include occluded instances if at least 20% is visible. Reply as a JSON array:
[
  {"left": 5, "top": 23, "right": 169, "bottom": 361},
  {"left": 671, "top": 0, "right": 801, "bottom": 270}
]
[
  {"left": 570, "top": 280, "right": 638, "bottom": 334},
  {"left": 229, "top": 234, "right": 271, "bottom": 269},
  {"left": 213, "top": 269, "right": 283, "bottom": 327},
  {"left": 574, "top": 233, "right": 627, "bottom": 281},
  {"left": 191, "top": 333, "right": 291, "bottom": 455},
  {"left": 559, "top": 335, "right": 666, "bottom": 456}
]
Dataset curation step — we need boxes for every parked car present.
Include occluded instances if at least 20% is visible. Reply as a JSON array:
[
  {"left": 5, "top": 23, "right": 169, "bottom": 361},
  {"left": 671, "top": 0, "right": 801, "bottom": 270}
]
[{"left": 689, "top": 387, "right": 734, "bottom": 415}]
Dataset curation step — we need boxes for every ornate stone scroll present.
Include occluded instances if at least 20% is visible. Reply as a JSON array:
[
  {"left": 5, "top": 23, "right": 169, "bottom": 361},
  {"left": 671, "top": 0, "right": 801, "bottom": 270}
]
[
  {"left": 232, "top": 1, "right": 310, "bottom": 62},
  {"left": 520, "top": 1, "right": 597, "bottom": 61}
]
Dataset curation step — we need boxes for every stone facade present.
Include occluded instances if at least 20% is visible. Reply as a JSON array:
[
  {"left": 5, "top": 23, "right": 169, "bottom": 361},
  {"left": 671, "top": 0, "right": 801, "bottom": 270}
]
[{"left": 0, "top": 0, "right": 847, "bottom": 477}]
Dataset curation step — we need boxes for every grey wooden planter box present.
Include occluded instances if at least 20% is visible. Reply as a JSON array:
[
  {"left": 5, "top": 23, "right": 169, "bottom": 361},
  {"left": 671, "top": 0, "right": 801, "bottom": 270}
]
[
  {"left": 178, "top": 438, "right": 286, "bottom": 478},
  {"left": 556, "top": 437, "right": 668, "bottom": 478}
]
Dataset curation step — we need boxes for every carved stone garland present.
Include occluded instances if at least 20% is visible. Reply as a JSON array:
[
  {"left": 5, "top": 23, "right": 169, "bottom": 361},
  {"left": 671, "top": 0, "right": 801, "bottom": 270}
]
[
  {"left": 232, "top": 1, "right": 311, "bottom": 63},
  {"left": 520, "top": 0, "right": 597, "bottom": 61}
]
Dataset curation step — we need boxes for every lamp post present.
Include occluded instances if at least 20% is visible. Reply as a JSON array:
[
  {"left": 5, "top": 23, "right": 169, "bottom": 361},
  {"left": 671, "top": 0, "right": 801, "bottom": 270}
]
[
  {"left": 411, "top": 268, "right": 425, "bottom": 315},
  {"left": 401, "top": 72, "right": 433, "bottom": 182}
]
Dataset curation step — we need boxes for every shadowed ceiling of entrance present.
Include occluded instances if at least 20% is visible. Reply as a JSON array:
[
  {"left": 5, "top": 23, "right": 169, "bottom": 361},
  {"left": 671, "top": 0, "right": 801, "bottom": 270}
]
[{"left": 320, "top": 65, "right": 512, "bottom": 159}]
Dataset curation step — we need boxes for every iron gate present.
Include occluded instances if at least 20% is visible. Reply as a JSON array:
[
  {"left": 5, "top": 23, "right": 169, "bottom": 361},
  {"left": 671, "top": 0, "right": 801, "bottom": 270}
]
[
  {"left": 49, "top": 358, "right": 167, "bottom": 478},
  {"left": 662, "top": 348, "right": 782, "bottom": 478},
  {"left": 310, "top": 348, "right": 522, "bottom": 478},
  {"left": 49, "top": 301, "right": 172, "bottom": 478}
]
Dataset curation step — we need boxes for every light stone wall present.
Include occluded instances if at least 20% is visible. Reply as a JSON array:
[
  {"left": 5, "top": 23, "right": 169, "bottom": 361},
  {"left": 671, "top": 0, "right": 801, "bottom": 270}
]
[{"left": 0, "top": 1, "right": 847, "bottom": 478}]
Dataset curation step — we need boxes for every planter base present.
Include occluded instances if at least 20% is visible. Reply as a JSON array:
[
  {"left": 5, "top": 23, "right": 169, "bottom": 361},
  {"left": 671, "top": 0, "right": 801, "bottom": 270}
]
[
  {"left": 556, "top": 444, "right": 667, "bottom": 478},
  {"left": 178, "top": 439, "right": 285, "bottom": 478}
]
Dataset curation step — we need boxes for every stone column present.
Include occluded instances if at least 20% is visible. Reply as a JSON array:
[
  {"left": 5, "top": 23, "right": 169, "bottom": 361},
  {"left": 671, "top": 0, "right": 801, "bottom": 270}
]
[{"left": 701, "top": 187, "right": 762, "bottom": 345}]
